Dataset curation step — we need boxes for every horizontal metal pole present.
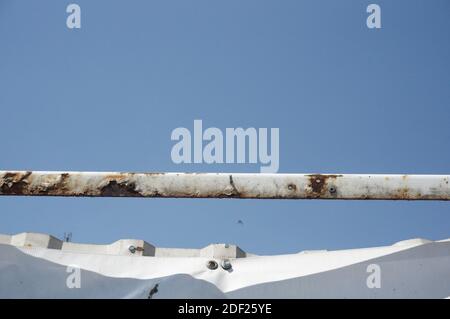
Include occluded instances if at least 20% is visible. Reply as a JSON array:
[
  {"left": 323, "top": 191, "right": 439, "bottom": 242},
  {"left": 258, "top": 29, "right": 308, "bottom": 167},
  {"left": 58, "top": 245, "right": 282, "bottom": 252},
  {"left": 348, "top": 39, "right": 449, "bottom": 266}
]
[{"left": 0, "top": 171, "right": 449, "bottom": 200}]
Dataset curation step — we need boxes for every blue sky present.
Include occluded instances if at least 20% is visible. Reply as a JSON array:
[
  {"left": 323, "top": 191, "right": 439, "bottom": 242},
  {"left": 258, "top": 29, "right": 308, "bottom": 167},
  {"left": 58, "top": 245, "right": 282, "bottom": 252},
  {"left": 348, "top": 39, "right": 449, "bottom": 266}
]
[{"left": 0, "top": 0, "right": 449, "bottom": 255}]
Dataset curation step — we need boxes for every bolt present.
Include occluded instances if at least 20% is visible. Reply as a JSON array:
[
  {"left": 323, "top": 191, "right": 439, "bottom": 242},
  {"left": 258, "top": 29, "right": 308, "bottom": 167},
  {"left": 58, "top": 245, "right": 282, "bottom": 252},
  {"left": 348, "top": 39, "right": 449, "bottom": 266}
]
[
  {"left": 206, "top": 260, "right": 218, "bottom": 270},
  {"left": 221, "top": 259, "right": 232, "bottom": 270},
  {"left": 129, "top": 245, "right": 144, "bottom": 254}
]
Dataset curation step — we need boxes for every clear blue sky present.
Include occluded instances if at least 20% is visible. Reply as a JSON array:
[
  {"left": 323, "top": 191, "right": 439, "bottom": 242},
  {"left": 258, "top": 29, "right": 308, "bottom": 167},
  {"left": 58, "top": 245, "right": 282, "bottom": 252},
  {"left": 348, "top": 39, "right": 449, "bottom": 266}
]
[{"left": 1, "top": 0, "right": 449, "bottom": 255}]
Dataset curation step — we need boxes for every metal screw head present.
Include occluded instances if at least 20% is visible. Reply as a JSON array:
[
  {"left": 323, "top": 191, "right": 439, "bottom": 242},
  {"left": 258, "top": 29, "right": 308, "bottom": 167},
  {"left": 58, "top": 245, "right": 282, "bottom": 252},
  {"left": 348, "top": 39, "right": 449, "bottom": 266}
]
[
  {"left": 206, "top": 260, "right": 218, "bottom": 270},
  {"left": 221, "top": 259, "right": 232, "bottom": 270},
  {"left": 287, "top": 183, "right": 296, "bottom": 191},
  {"left": 129, "top": 245, "right": 136, "bottom": 254}
]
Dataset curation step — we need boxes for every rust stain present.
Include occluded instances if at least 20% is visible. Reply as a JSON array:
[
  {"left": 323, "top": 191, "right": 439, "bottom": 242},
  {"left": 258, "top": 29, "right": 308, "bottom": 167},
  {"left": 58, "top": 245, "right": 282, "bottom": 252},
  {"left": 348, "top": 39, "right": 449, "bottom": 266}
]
[
  {"left": 393, "top": 187, "right": 410, "bottom": 199},
  {"left": 306, "top": 174, "right": 342, "bottom": 198},
  {"left": 0, "top": 171, "right": 32, "bottom": 195},
  {"left": 151, "top": 189, "right": 163, "bottom": 197},
  {"left": 37, "top": 173, "right": 70, "bottom": 195},
  {"left": 100, "top": 180, "right": 143, "bottom": 197},
  {"left": 105, "top": 174, "right": 131, "bottom": 180}
]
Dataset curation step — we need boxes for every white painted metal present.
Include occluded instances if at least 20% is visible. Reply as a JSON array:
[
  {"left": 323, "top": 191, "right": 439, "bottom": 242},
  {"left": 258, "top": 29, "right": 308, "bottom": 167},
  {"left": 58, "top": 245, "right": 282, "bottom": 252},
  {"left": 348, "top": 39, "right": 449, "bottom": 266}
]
[{"left": 0, "top": 171, "right": 449, "bottom": 200}]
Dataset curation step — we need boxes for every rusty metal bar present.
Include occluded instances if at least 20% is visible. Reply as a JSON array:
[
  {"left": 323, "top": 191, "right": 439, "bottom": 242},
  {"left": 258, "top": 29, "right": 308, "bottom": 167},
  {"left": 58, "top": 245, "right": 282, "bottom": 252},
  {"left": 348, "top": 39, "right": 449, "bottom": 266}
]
[{"left": 0, "top": 171, "right": 449, "bottom": 200}]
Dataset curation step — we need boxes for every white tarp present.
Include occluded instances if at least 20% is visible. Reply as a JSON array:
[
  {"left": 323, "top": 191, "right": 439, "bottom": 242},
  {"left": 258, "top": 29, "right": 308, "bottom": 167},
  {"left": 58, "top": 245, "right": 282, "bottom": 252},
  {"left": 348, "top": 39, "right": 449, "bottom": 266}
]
[{"left": 1, "top": 238, "right": 449, "bottom": 298}]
